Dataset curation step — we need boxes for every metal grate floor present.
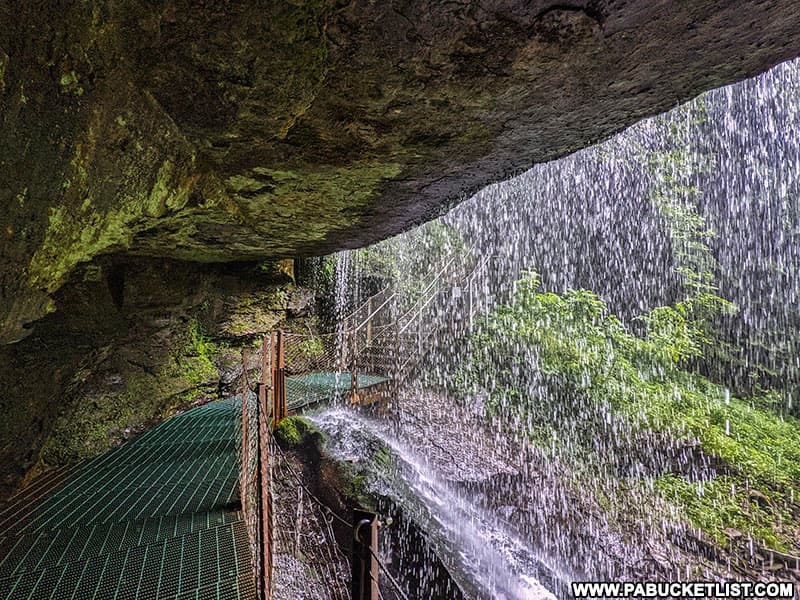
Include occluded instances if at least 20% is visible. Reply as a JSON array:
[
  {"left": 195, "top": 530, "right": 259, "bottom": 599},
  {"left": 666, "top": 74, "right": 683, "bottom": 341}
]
[
  {"left": 0, "top": 399, "right": 257, "bottom": 600},
  {"left": 286, "top": 371, "right": 391, "bottom": 410}
]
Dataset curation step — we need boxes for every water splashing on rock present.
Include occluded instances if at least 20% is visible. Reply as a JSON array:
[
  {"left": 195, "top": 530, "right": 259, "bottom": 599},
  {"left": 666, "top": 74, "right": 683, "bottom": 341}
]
[{"left": 312, "top": 57, "right": 800, "bottom": 596}]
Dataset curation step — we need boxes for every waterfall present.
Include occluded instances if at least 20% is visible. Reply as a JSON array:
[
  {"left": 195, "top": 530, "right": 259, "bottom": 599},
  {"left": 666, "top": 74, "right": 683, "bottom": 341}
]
[{"left": 312, "top": 57, "right": 800, "bottom": 597}]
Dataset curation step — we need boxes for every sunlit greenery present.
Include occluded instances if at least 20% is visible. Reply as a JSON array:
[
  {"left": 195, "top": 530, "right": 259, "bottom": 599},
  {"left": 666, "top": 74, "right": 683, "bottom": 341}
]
[
  {"left": 167, "top": 319, "right": 220, "bottom": 392},
  {"left": 354, "top": 220, "right": 470, "bottom": 305}
]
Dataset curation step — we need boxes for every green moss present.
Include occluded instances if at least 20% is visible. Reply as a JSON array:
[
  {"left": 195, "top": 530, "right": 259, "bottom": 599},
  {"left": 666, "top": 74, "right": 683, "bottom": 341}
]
[
  {"left": 0, "top": 52, "right": 8, "bottom": 94},
  {"left": 455, "top": 122, "right": 492, "bottom": 144},
  {"left": 234, "top": 290, "right": 287, "bottom": 312},
  {"left": 164, "top": 320, "right": 220, "bottom": 399},
  {"left": 224, "top": 290, "right": 287, "bottom": 337},
  {"left": 230, "top": 161, "right": 403, "bottom": 240},
  {"left": 274, "top": 415, "right": 319, "bottom": 447},
  {"left": 270, "top": 0, "right": 331, "bottom": 139},
  {"left": 336, "top": 461, "right": 377, "bottom": 510},
  {"left": 28, "top": 155, "right": 196, "bottom": 293},
  {"left": 58, "top": 70, "right": 84, "bottom": 96},
  {"left": 347, "top": 473, "right": 368, "bottom": 500},
  {"left": 41, "top": 369, "right": 171, "bottom": 466},
  {"left": 372, "top": 446, "right": 391, "bottom": 467},
  {"left": 59, "top": 70, "right": 78, "bottom": 87},
  {"left": 144, "top": 160, "right": 184, "bottom": 217},
  {"left": 40, "top": 320, "right": 222, "bottom": 467}
]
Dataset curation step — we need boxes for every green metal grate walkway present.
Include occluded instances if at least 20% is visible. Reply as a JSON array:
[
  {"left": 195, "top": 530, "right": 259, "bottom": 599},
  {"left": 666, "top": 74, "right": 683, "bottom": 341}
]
[
  {"left": 0, "top": 399, "right": 257, "bottom": 600},
  {"left": 286, "top": 372, "right": 390, "bottom": 411}
]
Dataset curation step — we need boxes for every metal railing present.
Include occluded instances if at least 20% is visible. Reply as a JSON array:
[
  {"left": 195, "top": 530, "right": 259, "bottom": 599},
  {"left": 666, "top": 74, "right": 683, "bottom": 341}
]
[
  {"left": 238, "top": 254, "right": 501, "bottom": 599},
  {"left": 238, "top": 333, "right": 291, "bottom": 600}
]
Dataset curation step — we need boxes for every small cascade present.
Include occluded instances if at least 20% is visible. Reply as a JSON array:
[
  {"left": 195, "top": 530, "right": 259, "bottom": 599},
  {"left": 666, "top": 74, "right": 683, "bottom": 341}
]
[
  {"left": 314, "top": 57, "right": 800, "bottom": 597},
  {"left": 312, "top": 407, "right": 560, "bottom": 600}
]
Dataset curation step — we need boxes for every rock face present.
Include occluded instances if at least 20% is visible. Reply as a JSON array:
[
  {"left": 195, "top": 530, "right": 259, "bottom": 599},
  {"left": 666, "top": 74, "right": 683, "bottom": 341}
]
[
  {"left": 2, "top": 0, "right": 800, "bottom": 342},
  {"left": 2, "top": 0, "right": 800, "bottom": 498},
  {"left": 0, "top": 255, "right": 304, "bottom": 499}
]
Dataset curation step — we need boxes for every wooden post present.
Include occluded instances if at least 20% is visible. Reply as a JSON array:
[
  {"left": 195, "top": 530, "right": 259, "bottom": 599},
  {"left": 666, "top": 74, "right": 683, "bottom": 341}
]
[
  {"left": 259, "top": 335, "right": 270, "bottom": 417},
  {"left": 279, "top": 331, "right": 286, "bottom": 421},
  {"left": 351, "top": 509, "right": 379, "bottom": 600},
  {"left": 258, "top": 335, "right": 273, "bottom": 599},
  {"left": 271, "top": 330, "right": 287, "bottom": 426},
  {"left": 271, "top": 332, "right": 279, "bottom": 428}
]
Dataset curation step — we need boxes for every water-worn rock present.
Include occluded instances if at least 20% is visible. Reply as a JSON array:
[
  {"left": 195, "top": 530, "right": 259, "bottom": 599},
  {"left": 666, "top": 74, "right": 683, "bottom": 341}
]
[{"left": 2, "top": 1, "right": 800, "bottom": 341}]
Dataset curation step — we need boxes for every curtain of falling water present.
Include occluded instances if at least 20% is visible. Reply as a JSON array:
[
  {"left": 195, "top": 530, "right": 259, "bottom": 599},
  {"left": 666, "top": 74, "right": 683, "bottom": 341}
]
[{"left": 315, "top": 58, "right": 800, "bottom": 599}]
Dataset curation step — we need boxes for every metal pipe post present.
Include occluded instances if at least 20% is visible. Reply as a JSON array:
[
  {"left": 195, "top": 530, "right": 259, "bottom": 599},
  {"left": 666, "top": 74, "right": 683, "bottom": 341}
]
[{"left": 351, "top": 509, "right": 379, "bottom": 600}]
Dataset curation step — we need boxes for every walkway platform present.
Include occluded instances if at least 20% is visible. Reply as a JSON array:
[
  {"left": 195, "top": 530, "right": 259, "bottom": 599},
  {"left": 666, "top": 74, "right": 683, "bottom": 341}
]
[
  {"left": 286, "top": 371, "right": 391, "bottom": 410},
  {"left": 0, "top": 399, "right": 256, "bottom": 600}
]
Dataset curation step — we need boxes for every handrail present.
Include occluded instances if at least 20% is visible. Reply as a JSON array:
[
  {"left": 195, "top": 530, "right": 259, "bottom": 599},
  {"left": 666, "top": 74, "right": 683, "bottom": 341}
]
[
  {"left": 395, "top": 254, "right": 495, "bottom": 375},
  {"left": 394, "top": 255, "right": 459, "bottom": 329},
  {"left": 343, "top": 254, "right": 460, "bottom": 339},
  {"left": 342, "top": 287, "right": 391, "bottom": 327},
  {"left": 398, "top": 289, "right": 439, "bottom": 335},
  {"left": 352, "top": 291, "right": 398, "bottom": 333},
  {"left": 326, "top": 254, "right": 499, "bottom": 392},
  {"left": 397, "top": 253, "right": 493, "bottom": 334},
  {"left": 415, "top": 255, "right": 459, "bottom": 302}
]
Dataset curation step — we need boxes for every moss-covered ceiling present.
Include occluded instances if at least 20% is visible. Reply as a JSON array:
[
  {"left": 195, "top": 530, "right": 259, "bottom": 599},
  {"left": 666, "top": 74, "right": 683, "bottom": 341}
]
[{"left": 2, "top": 0, "right": 800, "bottom": 342}]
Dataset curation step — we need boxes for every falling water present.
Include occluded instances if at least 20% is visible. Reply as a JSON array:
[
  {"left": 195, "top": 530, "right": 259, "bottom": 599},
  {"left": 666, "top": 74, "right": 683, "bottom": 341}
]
[
  {"left": 314, "top": 57, "right": 800, "bottom": 597},
  {"left": 314, "top": 407, "right": 559, "bottom": 600}
]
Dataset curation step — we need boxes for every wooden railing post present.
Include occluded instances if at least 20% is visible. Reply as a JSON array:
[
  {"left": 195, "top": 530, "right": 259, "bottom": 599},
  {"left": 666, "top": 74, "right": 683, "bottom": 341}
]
[
  {"left": 279, "top": 330, "right": 286, "bottom": 421},
  {"left": 241, "top": 349, "right": 249, "bottom": 516},
  {"left": 258, "top": 335, "right": 273, "bottom": 600},
  {"left": 271, "top": 330, "right": 287, "bottom": 426},
  {"left": 352, "top": 509, "right": 379, "bottom": 600},
  {"left": 259, "top": 335, "right": 269, "bottom": 418}
]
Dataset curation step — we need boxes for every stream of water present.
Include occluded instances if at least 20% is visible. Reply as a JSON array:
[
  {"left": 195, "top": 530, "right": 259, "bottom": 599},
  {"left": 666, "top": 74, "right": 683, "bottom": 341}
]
[
  {"left": 314, "top": 57, "right": 800, "bottom": 598},
  {"left": 313, "top": 407, "right": 560, "bottom": 600}
]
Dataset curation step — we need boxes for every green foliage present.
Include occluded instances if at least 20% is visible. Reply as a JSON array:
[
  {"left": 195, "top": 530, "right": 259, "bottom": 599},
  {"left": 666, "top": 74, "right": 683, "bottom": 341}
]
[
  {"left": 296, "top": 337, "right": 324, "bottom": 358},
  {"left": 319, "top": 256, "right": 335, "bottom": 284},
  {"left": 169, "top": 320, "right": 219, "bottom": 390},
  {"left": 461, "top": 272, "right": 800, "bottom": 550},
  {"left": 641, "top": 95, "right": 737, "bottom": 339},
  {"left": 187, "top": 320, "right": 217, "bottom": 362},
  {"left": 641, "top": 304, "right": 705, "bottom": 363},
  {"left": 656, "top": 475, "right": 796, "bottom": 551}
]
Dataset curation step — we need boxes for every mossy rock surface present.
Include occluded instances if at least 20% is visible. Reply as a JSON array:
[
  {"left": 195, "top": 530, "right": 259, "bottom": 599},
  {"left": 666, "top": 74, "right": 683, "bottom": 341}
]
[
  {"left": 3, "top": 1, "right": 800, "bottom": 341},
  {"left": 0, "top": 258, "right": 305, "bottom": 499},
  {"left": 274, "top": 416, "right": 322, "bottom": 448}
]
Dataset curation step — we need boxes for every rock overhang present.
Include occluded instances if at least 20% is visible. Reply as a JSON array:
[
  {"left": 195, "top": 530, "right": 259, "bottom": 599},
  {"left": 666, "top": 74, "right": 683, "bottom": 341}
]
[{"left": 2, "top": 0, "right": 800, "bottom": 342}]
